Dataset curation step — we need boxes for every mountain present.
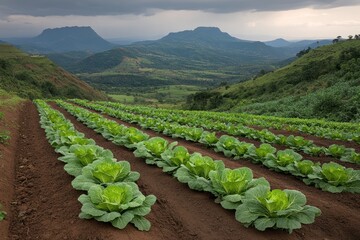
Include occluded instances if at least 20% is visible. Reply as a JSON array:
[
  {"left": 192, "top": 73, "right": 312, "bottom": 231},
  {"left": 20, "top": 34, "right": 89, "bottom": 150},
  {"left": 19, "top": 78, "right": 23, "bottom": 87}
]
[
  {"left": 0, "top": 44, "right": 108, "bottom": 100},
  {"left": 264, "top": 38, "right": 291, "bottom": 47},
  {"left": 186, "top": 40, "right": 360, "bottom": 122},
  {"left": 3, "top": 26, "right": 115, "bottom": 53},
  {"left": 264, "top": 38, "right": 332, "bottom": 50},
  {"left": 159, "top": 27, "right": 244, "bottom": 43},
  {"left": 61, "top": 27, "right": 296, "bottom": 93}
]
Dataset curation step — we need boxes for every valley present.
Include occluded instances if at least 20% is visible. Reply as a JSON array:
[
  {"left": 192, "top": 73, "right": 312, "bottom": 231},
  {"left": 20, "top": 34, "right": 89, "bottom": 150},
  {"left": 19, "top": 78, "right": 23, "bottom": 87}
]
[{"left": 1, "top": 6, "right": 359, "bottom": 238}]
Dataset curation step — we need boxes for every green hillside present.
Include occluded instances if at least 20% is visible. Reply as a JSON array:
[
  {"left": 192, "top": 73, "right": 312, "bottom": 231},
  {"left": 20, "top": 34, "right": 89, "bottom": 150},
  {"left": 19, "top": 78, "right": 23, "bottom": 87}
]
[
  {"left": 186, "top": 40, "right": 360, "bottom": 122},
  {"left": 60, "top": 27, "right": 293, "bottom": 94},
  {"left": 0, "top": 44, "right": 108, "bottom": 100}
]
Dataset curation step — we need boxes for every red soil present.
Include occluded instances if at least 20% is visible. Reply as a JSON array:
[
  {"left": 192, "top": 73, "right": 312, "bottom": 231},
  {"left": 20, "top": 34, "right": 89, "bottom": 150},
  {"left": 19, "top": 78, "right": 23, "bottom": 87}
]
[
  {"left": 1, "top": 101, "right": 359, "bottom": 240},
  {"left": 0, "top": 101, "right": 25, "bottom": 240}
]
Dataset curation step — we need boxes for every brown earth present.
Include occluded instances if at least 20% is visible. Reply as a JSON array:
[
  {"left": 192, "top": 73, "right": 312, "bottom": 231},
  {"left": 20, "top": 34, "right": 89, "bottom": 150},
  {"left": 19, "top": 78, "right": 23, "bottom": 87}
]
[
  {"left": 0, "top": 101, "right": 25, "bottom": 239},
  {"left": 53, "top": 102, "right": 360, "bottom": 240},
  {"left": 1, "top": 100, "right": 359, "bottom": 239}
]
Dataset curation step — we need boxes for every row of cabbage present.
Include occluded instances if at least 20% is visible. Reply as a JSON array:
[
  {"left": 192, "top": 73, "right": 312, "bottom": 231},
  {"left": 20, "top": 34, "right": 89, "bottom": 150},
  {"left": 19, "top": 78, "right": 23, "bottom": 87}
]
[
  {"left": 71, "top": 100, "right": 360, "bottom": 194},
  {"left": 56, "top": 100, "right": 321, "bottom": 233},
  {"left": 88, "top": 100, "right": 359, "bottom": 164},
  {"left": 34, "top": 100, "right": 156, "bottom": 231},
  {"left": 96, "top": 100, "right": 360, "bottom": 143}
]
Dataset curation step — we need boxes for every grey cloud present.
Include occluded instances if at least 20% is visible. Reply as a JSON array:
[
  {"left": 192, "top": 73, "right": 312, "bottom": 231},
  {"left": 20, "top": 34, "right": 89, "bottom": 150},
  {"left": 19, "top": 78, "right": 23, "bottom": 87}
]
[{"left": 1, "top": 0, "right": 359, "bottom": 16}]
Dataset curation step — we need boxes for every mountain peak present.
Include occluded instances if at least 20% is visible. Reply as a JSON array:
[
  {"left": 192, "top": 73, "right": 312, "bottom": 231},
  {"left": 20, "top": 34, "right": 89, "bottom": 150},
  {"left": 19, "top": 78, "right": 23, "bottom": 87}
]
[
  {"left": 38, "top": 26, "right": 98, "bottom": 40},
  {"left": 32, "top": 26, "right": 114, "bottom": 52},
  {"left": 264, "top": 38, "right": 291, "bottom": 47},
  {"left": 161, "top": 26, "right": 241, "bottom": 44},
  {"left": 193, "top": 26, "right": 222, "bottom": 33}
]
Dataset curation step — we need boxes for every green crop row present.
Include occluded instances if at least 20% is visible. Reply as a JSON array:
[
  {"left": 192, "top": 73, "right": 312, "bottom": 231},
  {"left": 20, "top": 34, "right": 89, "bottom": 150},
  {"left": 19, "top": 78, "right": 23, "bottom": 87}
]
[
  {"left": 96, "top": 100, "right": 360, "bottom": 143},
  {"left": 89, "top": 100, "right": 360, "bottom": 164},
  {"left": 34, "top": 100, "right": 156, "bottom": 231}
]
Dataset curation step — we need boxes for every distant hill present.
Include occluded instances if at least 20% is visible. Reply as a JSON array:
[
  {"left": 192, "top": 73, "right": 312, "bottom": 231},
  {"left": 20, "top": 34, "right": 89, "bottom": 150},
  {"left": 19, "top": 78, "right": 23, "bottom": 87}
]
[
  {"left": 4, "top": 26, "right": 115, "bottom": 53},
  {"left": 62, "top": 27, "right": 296, "bottom": 92},
  {"left": 186, "top": 40, "right": 360, "bottom": 122},
  {"left": 264, "top": 38, "right": 292, "bottom": 47},
  {"left": 0, "top": 44, "right": 108, "bottom": 100},
  {"left": 264, "top": 38, "right": 332, "bottom": 50},
  {"left": 159, "top": 27, "right": 244, "bottom": 44}
]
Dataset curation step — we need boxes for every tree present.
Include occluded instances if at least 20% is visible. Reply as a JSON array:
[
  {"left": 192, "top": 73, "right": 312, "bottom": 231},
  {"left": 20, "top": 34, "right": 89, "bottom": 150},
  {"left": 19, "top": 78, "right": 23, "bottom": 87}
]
[
  {"left": 296, "top": 47, "right": 311, "bottom": 57},
  {"left": 348, "top": 35, "right": 353, "bottom": 40}
]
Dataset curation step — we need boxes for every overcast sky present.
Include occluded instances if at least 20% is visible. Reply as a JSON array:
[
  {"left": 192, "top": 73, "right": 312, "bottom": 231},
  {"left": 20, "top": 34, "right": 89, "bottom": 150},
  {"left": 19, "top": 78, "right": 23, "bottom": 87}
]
[{"left": 1, "top": 0, "right": 359, "bottom": 41}]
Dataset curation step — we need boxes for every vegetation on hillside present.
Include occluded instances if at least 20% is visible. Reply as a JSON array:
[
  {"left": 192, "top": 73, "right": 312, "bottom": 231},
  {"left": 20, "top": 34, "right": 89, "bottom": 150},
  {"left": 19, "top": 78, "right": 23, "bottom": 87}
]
[
  {"left": 186, "top": 40, "right": 360, "bottom": 122},
  {"left": 0, "top": 44, "right": 108, "bottom": 100},
  {"left": 55, "top": 27, "right": 294, "bottom": 95}
]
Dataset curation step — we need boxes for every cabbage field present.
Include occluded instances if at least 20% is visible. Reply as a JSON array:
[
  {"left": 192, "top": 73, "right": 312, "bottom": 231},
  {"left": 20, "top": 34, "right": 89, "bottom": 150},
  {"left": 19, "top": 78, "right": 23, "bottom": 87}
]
[{"left": 2, "top": 99, "right": 359, "bottom": 240}]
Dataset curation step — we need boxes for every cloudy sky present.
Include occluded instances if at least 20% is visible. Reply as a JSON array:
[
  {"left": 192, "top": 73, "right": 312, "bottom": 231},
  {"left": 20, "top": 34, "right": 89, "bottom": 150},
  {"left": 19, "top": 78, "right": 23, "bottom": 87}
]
[{"left": 0, "top": 0, "right": 359, "bottom": 41}]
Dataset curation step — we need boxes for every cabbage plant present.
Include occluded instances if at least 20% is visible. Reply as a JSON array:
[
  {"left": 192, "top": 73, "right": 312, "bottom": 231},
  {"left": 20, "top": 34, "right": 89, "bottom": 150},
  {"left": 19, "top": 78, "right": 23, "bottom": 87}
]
[
  {"left": 134, "top": 137, "right": 177, "bottom": 165},
  {"left": 232, "top": 142, "right": 254, "bottom": 160},
  {"left": 158, "top": 146, "right": 191, "bottom": 173},
  {"left": 303, "top": 146, "right": 325, "bottom": 156},
  {"left": 214, "top": 135, "right": 241, "bottom": 157},
  {"left": 113, "top": 127, "right": 149, "bottom": 149},
  {"left": 341, "top": 151, "right": 360, "bottom": 164},
  {"left": 183, "top": 127, "right": 204, "bottom": 142},
  {"left": 209, "top": 167, "right": 270, "bottom": 209},
  {"left": 59, "top": 144, "right": 114, "bottom": 176},
  {"left": 199, "top": 131, "right": 219, "bottom": 147},
  {"left": 100, "top": 121, "right": 127, "bottom": 140},
  {"left": 304, "top": 162, "right": 360, "bottom": 193},
  {"left": 291, "top": 160, "right": 320, "bottom": 178},
  {"left": 78, "top": 183, "right": 156, "bottom": 231},
  {"left": 286, "top": 135, "right": 314, "bottom": 150},
  {"left": 49, "top": 126, "right": 94, "bottom": 151},
  {"left": 174, "top": 153, "right": 225, "bottom": 192},
  {"left": 72, "top": 158, "right": 140, "bottom": 191},
  {"left": 246, "top": 144, "right": 276, "bottom": 163},
  {"left": 264, "top": 149, "right": 302, "bottom": 172},
  {"left": 325, "top": 144, "right": 353, "bottom": 158},
  {"left": 257, "top": 129, "right": 277, "bottom": 143},
  {"left": 235, "top": 186, "right": 321, "bottom": 233}
]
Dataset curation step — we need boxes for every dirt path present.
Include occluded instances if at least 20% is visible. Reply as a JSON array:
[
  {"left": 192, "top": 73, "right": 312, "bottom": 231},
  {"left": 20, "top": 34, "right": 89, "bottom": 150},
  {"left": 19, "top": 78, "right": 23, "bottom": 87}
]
[
  {"left": 53, "top": 102, "right": 360, "bottom": 240},
  {"left": 0, "top": 101, "right": 25, "bottom": 240}
]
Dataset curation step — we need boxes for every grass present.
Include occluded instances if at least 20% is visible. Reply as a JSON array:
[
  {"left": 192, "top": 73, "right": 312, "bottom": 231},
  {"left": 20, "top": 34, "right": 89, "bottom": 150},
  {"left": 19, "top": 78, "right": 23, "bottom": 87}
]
[
  {"left": 0, "top": 44, "right": 28, "bottom": 58},
  {"left": 0, "top": 88, "right": 23, "bottom": 108},
  {"left": 0, "top": 44, "right": 107, "bottom": 100},
  {"left": 220, "top": 40, "right": 360, "bottom": 96},
  {"left": 109, "top": 94, "right": 135, "bottom": 103},
  {"left": 0, "top": 203, "right": 6, "bottom": 221},
  {"left": 0, "top": 130, "right": 10, "bottom": 144},
  {"left": 109, "top": 85, "right": 205, "bottom": 106},
  {"left": 187, "top": 40, "right": 360, "bottom": 122},
  {"left": 0, "top": 88, "right": 23, "bottom": 145}
]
